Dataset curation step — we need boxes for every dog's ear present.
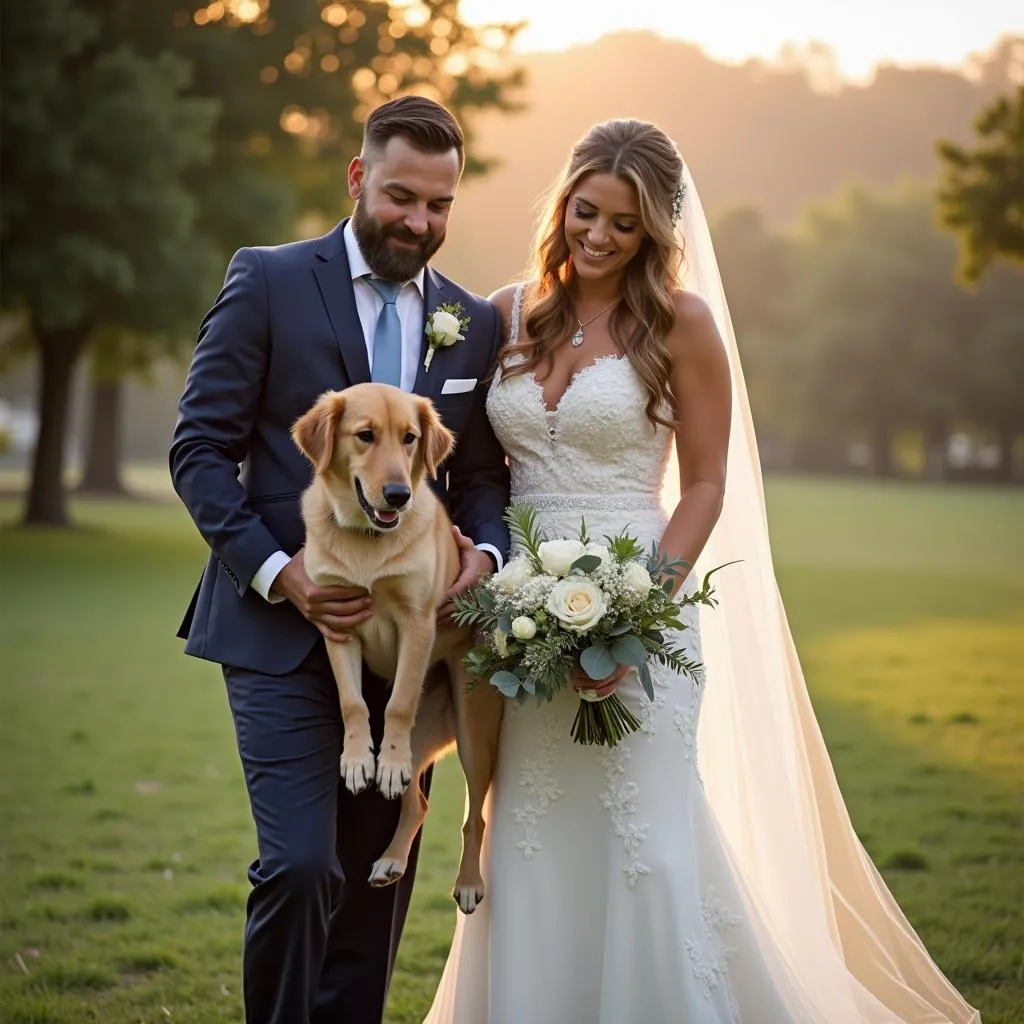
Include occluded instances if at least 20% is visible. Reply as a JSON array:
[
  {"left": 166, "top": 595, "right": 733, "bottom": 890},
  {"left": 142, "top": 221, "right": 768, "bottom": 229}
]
[
  {"left": 292, "top": 392, "right": 346, "bottom": 475},
  {"left": 417, "top": 398, "right": 455, "bottom": 480}
]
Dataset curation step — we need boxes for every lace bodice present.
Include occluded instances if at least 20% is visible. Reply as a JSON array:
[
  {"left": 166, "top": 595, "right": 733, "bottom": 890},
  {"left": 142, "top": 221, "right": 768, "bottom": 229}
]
[{"left": 486, "top": 285, "right": 674, "bottom": 535}]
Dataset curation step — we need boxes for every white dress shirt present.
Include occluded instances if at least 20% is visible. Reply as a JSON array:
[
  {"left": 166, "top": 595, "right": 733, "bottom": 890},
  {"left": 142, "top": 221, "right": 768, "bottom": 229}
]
[{"left": 250, "top": 222, "right": 501, "bottom": 602}]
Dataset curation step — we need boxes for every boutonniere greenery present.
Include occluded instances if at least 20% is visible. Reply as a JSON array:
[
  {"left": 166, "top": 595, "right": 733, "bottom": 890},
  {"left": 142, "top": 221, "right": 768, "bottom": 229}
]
[{"left": 424, "top": 302, "right": 470, "bottom": 371}]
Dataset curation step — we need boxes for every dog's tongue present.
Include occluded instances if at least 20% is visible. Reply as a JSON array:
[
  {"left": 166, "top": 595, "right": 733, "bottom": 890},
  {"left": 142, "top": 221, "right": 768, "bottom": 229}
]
[{"left": 377, "top": 510, "right": 399, "bottom": 524}]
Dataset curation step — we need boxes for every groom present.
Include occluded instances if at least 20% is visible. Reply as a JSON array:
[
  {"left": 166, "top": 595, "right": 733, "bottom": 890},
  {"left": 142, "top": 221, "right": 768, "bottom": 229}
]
[{"left": 170, "top": 96, "right": 510, "bottom": 1024}]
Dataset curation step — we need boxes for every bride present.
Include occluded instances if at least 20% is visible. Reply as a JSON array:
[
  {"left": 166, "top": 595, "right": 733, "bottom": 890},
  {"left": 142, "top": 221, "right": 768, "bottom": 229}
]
[{"left": 424, "top": 119, "right": 979, "bottom": 1023}]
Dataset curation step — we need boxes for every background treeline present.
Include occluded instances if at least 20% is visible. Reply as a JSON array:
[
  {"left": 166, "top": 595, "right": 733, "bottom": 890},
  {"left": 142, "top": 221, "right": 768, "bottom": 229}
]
[{"left": 2, "top": 7, "right": 1022, "bottom": 526}]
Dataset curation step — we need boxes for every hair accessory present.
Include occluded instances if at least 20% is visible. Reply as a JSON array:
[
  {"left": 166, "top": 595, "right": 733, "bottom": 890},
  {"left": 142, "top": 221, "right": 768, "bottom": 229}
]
[{"left": 671, "top": 181, "right": 687, "bottom": 225}]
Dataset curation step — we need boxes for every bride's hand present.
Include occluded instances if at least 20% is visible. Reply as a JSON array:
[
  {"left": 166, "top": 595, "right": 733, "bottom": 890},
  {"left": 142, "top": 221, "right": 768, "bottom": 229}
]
[{"left": 571, "top": 663, "right": 629, "bottom": 700}]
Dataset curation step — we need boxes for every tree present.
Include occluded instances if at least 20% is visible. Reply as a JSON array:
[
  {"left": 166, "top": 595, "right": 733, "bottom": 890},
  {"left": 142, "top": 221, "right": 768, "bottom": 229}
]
[
  {"left": 67, "top": 1, "right": 300, "bottom": 496},
  {"left": 3, "top": 1, "right": 525, "bottom": 516},
  {"left": 1, "top": 0, "right": 221, "bottom": 524},
  {"left": 938, "top": 85, "right": 1024, "bottom": 282},
  {"left": 791, "top": 186, "right": 969, "bottom": 477},
  {"left": 961, "top": 263, "right": 1024, "bottom": 480},
  {"left": 715, "top": 186, "right": 1024, "bottom": 481},
  {"left": 77, "top": 329, "right": 181, "bottom": 495}
]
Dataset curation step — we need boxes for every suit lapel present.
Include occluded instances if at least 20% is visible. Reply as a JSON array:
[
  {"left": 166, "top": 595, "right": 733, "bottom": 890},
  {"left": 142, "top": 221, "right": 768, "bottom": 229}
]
[
  {"left": 412, "top": 266, "right": 447, "bottom": 397},
  {"left": 312, "top": 219, "right": 371, "bottom": 385}
]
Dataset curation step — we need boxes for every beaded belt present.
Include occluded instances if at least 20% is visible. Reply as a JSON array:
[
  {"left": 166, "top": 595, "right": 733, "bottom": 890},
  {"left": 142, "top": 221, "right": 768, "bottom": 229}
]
[{"left": 513, "top": 492, "right": 664, "bottom": 515}]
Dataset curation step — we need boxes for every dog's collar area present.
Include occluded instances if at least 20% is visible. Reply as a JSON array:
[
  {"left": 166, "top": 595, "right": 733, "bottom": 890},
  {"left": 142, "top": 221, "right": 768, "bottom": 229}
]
[
  {"left": 332, "top": 507, "right": 385, "bottom": 539},
  {"left": 354, "top": 479, "right": 401, "bottom": 533}
]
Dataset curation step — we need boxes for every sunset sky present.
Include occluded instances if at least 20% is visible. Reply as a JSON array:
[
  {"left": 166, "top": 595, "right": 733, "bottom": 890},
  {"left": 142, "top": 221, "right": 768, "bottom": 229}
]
[{"left": 459, "top": 0, "right": 1024, "bottom": 82}]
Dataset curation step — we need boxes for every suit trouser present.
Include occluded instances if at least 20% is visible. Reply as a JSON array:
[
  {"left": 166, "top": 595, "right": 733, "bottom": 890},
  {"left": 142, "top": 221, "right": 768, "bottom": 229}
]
[{"left": 224, "top": 644, "right": 430, "bottom": 1024}]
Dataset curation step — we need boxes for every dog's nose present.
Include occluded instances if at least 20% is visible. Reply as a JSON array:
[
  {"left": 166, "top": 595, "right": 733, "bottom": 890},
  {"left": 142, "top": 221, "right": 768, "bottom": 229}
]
[{"left": 381, "top": 483, "right": 411, "bottom": 509}]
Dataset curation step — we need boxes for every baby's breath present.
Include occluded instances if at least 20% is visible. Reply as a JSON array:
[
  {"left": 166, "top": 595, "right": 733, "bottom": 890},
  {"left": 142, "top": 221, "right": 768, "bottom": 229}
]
[
  {"left": 593, "top": 560, "right": 629, "bottom": 603},
  {"left": 511, "top": 574, "right": 559, "bottom": 614}
]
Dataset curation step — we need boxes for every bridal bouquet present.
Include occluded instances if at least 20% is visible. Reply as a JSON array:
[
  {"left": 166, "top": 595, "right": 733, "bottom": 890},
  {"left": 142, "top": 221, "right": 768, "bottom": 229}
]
[{"left": 453, "top": 503, "right": 724, "bottom": 747}]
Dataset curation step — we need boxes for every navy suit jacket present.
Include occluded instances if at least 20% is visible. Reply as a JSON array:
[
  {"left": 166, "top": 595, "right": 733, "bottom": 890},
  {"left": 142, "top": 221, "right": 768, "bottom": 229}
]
[{"left": 170, "top": 219, "right": 511, "bottom": 675}]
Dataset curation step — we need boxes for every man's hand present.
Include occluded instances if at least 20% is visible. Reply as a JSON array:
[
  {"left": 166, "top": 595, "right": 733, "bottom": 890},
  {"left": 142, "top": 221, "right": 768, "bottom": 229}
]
[
  {"left": 438, "top": 525, "right": 494, "bottom": 623},
  {"left": 571, "top": 663, "right": 630, "bottom": 700},
  {"left": 271, "top": 548, "right": 372, "bottom": 643}
]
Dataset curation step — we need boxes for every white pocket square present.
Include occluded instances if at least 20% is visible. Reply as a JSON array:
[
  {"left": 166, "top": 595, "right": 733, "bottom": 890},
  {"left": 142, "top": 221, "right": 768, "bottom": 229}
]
[{"left": 441, "top": 377, "right": 477, "bottom": 395}]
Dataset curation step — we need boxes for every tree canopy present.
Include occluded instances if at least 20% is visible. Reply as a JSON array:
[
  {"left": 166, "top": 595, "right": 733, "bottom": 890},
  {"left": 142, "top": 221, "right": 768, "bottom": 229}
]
[
  {"left": 938, "top": 85, "right": 1024, "bottom": 282},
  {"left": 1, "top": 0, "right": 524, "bottom": 523}
]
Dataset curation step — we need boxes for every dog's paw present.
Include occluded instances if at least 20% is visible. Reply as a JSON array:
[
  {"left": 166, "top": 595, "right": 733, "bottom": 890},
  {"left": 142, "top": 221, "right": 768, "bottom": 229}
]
[
  {"left": 339, "top": 747, "right": 376, "bottom": 795},
  {"left": 453, "top": 881, "right": 485, "bottom": 915},
  {"left": 368, "top": 856, "right": 407, "bottom": 888},
  {"left": 375, "top": 754, "right": 412, "bottom": 800}
]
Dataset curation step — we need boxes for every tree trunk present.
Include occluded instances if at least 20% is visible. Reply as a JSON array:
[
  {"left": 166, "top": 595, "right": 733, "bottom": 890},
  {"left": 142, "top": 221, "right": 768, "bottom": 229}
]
[
  {"left": 994, "top": 422, "right": 1016, "bottom": 483},
  {"left": 24, "top": 328, "right": 88, "bottom": 526},
  {"left": 871, "top": 423, "right": 894, "bottom": 478},
  {"left": 923, "top": 422, "right": 947, "bottom": 482},
  {"left": 78, "top": 376, "right": 127, "bottom": 495}
]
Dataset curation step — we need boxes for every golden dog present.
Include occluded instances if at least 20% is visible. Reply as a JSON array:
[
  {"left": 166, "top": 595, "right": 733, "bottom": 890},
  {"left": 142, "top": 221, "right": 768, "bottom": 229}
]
[{"left": 291, "top": 382, "right": 502, "bottom": 913}]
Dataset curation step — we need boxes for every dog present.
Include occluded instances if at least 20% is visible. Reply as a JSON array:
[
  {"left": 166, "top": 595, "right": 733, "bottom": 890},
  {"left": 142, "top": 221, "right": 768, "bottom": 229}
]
[{"left": 290, "top": 382, "right": 503, "bottom": 913}]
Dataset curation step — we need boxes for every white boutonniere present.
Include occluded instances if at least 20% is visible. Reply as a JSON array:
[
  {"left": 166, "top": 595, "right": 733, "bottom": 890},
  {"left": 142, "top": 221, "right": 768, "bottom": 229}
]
[{"left": 424, "top": 302, "right": 470, "bottom": 371}]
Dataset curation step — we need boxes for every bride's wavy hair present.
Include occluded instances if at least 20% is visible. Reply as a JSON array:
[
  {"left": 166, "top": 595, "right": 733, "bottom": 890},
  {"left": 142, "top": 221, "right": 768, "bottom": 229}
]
[{"left": 501, "top": 119, "right": 685, "bottom": 428}]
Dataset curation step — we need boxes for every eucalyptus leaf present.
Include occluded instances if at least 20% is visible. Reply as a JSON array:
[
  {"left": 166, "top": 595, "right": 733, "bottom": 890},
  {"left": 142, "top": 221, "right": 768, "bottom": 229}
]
[
  {"left": 607, "top": 622, "right": 633, "bottom": 636},
  {"left": 497, "top": 614, "right": 513, "bottom": 634},
  {"left": 610, "top": 634, "right": 647, "bottom": 666},
  {"left": 490, "top": 670, "right": 523, "bottom": 697},
  {"left": 638, "top": 662, "right": 655, "bottom": 701},
  {"left": 570, "top": 554, "right": 602, "bottom": 573},
  {"left": 580, "top": 643, "right": 616, "bottom": 680}
]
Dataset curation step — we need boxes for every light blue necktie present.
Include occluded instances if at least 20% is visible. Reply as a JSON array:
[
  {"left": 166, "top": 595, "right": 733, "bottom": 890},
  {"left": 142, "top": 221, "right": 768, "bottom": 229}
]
[{"left": 364, "top": 277, "right": 403, "bottom": 388}]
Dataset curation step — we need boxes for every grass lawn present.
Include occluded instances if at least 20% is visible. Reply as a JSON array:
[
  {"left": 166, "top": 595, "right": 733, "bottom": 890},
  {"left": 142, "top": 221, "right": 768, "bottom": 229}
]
[{"left": 0, "top": 475, "right": 1021, "bottom": 1023}]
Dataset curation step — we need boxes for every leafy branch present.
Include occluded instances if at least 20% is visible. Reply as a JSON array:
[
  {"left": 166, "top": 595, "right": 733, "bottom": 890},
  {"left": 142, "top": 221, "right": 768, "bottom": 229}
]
[{"left": 504, "top": 501, "right": 546, "bottom": 567}]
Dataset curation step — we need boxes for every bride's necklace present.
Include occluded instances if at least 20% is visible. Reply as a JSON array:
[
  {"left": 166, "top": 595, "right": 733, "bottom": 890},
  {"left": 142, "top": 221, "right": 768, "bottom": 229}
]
[{"left": 571, "top": 299, "right": 618, "bottom": 347}]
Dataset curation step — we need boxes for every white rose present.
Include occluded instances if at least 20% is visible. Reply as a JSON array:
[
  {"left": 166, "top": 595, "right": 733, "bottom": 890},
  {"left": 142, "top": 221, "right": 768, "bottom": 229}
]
[
  {"left": 510, "top": 616, "right": 537, "bottom": 640},
  {"left": 622, "top": 560, "right": 655, "bottom": 598},
  {"left": 538, "top": 539, "right": 587, "bottom": 577},
  {"left": 492, "top": 556, "right": 534, "bottom": 593},
  {"left": 429, "top": 310, "right": 464, "bottom": 345},
  {"left": 584, "top": 542, "right": 611, "bottom": 567},
  {"left": 546, "top": 577, "right": 608, "bottom": 633}
]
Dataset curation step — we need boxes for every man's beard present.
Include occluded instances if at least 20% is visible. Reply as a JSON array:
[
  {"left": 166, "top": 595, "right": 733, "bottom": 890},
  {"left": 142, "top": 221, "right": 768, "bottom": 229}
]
[{"left": 352, "top": 202, "right": 444, "bottom": 281}]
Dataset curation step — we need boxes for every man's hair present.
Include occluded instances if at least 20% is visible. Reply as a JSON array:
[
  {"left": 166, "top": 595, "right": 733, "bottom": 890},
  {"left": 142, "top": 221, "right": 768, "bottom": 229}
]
[{"left": 362, "top": 95, "right": 465, "bottom": 170}]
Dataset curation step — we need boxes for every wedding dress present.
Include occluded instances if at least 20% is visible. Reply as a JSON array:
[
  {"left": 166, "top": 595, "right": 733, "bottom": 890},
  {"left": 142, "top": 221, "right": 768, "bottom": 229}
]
[{"left": 424, "top": 169, "right": 980, "bottom": 1024}]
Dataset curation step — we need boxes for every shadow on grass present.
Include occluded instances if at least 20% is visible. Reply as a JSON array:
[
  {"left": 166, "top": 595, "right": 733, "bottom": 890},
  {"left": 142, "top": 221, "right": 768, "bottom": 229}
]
[{"left": 808, "top": 689, "right": 1022, "bottom": 1014}]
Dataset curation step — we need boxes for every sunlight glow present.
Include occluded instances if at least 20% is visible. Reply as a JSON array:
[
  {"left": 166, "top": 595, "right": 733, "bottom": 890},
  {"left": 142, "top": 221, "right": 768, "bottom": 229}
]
[{"left": 459, "top": 0, "right": 1022, "bottom": 82}]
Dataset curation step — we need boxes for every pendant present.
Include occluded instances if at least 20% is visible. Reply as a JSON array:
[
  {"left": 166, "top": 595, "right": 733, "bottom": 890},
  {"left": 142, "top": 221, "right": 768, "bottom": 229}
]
[{"left": 571, "top": 325, "right": 584, "bottom": 347}]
